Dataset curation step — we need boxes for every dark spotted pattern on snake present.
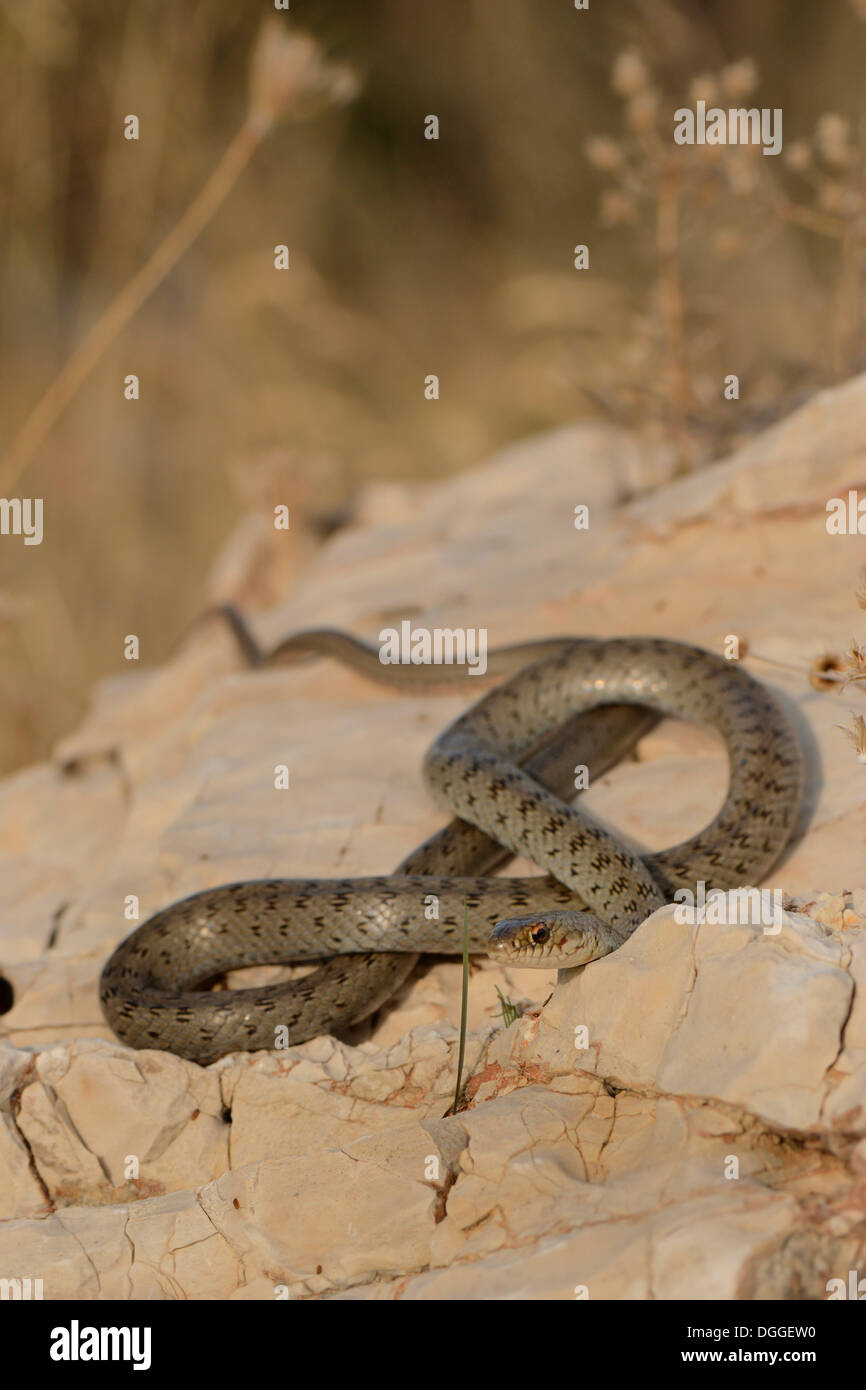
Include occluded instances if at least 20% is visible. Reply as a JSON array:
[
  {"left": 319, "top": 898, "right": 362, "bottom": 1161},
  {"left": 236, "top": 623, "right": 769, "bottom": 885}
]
[{"left": 100, "top": 625, "right": 803, "bottom": 1064}]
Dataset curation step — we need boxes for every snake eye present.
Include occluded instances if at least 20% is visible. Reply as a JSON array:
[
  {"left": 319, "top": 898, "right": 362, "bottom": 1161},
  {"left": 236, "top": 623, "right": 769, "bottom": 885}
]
[{"left": 530, "top": 925, "right": 550, "bottom": 944}]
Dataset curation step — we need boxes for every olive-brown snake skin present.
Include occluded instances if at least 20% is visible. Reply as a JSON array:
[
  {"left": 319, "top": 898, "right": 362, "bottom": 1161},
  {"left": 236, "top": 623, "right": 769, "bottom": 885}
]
[{"left": 100, "top": 621, "right": 804, "bottom": 1065}]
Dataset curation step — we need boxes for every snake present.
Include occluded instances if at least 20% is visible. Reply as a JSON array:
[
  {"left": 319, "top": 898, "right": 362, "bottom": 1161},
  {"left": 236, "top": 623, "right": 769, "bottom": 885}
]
[{"left": 100, "top": 616, "right": 804, "bottom": 1066}]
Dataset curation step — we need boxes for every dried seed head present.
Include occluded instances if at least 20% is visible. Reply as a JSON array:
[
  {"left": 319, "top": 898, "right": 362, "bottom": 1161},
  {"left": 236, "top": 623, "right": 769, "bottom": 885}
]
[
  {"left": 841, "top": 639, "right": 866, "bottom": 687},
  {"left": 815, "top": 113, "right": 852, "bottom": 169},
  {"left": 612, "top": 50, "right": 650, "bottom": 98},
  {"left": 600, "top": 189, "right": 638, "bottom": 226},
  {"left": 839, "top": 714, "right": 866, "bottom": 762},
  {"left": 720, "top": 58, "right": 758, "bottom": 100},
  {"left": 585, "top": 136, "right": 625, "bottom": 172},
  {"left": 247, "top": 19, "right": 360, "bottom": 134},
  {"left": 784, "top": 140, "right": 811, "bottom": 172},
  {"left": 625, "top": 90, "right": 659, "bottom": 133},
  {"left": 689, "top": 74, "right": 719, "bottom": 107}
]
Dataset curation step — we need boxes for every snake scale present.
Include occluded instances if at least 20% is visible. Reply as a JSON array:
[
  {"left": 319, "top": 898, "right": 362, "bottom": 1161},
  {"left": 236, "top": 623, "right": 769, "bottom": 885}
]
[{"left": 100, "top": 620, "right": 804, "bottom": 1065}]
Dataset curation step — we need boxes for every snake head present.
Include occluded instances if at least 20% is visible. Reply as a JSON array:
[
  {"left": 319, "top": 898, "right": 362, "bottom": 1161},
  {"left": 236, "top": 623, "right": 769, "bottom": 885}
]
[{"left": 487, "top": 909, "right": 609, "bottom": 968}]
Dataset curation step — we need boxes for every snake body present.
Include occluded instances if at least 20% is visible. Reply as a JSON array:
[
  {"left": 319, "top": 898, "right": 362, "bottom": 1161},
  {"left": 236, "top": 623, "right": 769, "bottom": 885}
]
[{"left": 100, "top": 626, "right": 804, "bottom": 1065}]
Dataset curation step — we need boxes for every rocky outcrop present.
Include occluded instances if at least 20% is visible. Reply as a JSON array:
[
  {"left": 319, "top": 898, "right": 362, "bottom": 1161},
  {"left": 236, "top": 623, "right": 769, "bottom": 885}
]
[{"left": 2, "top": 382, "right": 866, "bottom": 1299}]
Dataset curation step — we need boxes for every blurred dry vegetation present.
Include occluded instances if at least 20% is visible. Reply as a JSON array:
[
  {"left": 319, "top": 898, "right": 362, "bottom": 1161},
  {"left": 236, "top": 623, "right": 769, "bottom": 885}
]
[{"left": 1, "top": 0, "right": 866, "bottom": 774}]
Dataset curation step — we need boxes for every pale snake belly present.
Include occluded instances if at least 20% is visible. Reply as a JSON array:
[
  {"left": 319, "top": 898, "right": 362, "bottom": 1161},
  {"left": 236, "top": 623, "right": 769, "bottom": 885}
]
[{"left": 100, "top": 624, "right": 804, "bottom": 1065}]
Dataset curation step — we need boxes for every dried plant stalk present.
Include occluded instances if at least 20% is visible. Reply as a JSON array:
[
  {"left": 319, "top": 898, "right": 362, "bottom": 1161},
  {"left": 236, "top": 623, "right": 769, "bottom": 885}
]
[{"left": 0, "top": 19, "right": 358, "bottom": 494}]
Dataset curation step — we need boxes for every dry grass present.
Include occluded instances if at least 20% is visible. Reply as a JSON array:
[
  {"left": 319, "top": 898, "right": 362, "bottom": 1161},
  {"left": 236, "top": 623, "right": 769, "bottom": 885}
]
[{"left": 2, "top": 0, "right": 866, "bottom": 773}]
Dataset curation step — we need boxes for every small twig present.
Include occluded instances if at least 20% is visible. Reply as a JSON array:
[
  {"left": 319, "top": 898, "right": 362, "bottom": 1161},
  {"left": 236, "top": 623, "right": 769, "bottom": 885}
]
[
  {"left": 0, "top": 18, "right": 359, "bottom": 495},
  {"left": 655, "top": 160, "right": 696, "bottom": 474},
  {"left": 747, "top": 650, "right": 855, "bottom": 688},
  {"left": 770, "top": 194, "right": 847, "bottom": 240},
  {"left": 0, "top": 123, "right": 264, "bottom": 495},
  {"left": 833, "top": 225, "right": 859, "bottom": 379}
]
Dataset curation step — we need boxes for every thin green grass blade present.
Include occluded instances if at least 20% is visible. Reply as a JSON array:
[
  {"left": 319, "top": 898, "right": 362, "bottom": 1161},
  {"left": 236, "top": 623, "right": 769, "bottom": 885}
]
[{"left": 449, "top": 895, "right": 470, "bottom": 1115}]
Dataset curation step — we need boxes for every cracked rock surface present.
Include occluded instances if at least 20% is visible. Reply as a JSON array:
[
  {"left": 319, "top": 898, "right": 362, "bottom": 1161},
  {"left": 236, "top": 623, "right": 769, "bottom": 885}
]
[{"left": 2, "top": 387, "right": 866, "bottom": 1298}]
